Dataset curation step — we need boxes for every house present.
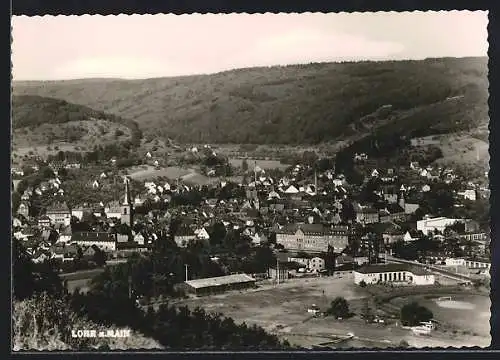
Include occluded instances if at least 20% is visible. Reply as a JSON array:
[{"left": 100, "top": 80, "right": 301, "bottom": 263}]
[
  {"left": 268, "top": 190, "right": 281, "bottom": 200},
  {"left": 32, "top": 251, "right": 50, "bottom": 264},
  {"left": 195, "top": 228, "right": 210, "bottom": 241},
  {"left": 379, "top": 204, "right": 405, "bottom": 223},
  {"left": 381, "top": 225, "right": 404, "bottom": 244},
  {"left": 421, "top": 184, "right": 431, "bottom": 193},
  {"left": 174, "top": 228, "right": 198, "bottom": 248},
  {"left": 309, "top": 257, "right": 325, "bottom": 273},
  {"left": 17, "top": 202, "right": 30, "bottom": 218},
  {"left": 383, "top": 193, "right": 398, "bottom": 204},
  {"left": 38, "top": 215, "right": 51, "bottom": 228},
  {"left": 410, "top": 162, "right": 420, "bottom": 170},
  {"left": 354, "top": 203, "right": 379, "bottom": 224},
  {"left": 71, "top": 232, "right": 117, "bottom": 251},
  {"left": 404, "top": 203, "right": 420, "bottom": 215},
  {"left": 105, "top": 201, "right": 122, "bottom": 219},
  {"left": 335, "top": 255, "right": 354, "bottom": 268},
  {"left": 276, "top": 223, "right": 348, "bottom": 254},
  {"left": 134, "top": 233, "right": 145, "bottom": 245},
  {"left": 403, "top": 230, "right": 420, "bottom": 243},
  {"left": 354, "top": 264, "right": 435, "bottom": 286},
  {"left": 457, "top": 189, "right": 477, "bottom": 201},
  {"left": 92, "top": 180, "right": 100, "bottom": 189},
  {"left": 45, "top": 202, "right": 71, "bottom": 226},
  {"left": 284, "top": 185, "right": 299, "bottom": 194},
  {"left": 371, "top": 169, "right": 379, "bottom": 178},
  {"left": 250, "top": 232, "right": 267, "bottom": 246},
  {"left": 57, "top": 225, "right": 73, "bottom": 244}
]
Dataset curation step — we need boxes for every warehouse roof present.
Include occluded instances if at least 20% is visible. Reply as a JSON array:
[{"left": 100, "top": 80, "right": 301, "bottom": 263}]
[{"left": 185, "top": 274, "right": 256, "bottom": 289}]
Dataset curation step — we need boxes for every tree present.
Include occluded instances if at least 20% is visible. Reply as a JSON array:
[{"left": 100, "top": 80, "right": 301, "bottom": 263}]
[
  {"left": 57, "top": 167, "right": 68, "bottom": 178},
  {"left": 400, "top": 302, "right": 433, "bottom": 327},
  {"left": 302, "top": 151, "right": 318, "bottom": 167},
  {"left": 241, "top": 159, "right": 249, "bottom": 172},
  {"left": 13, "top": 239, "right": 36, "bottom": 300},
  {"left": 92, "top": 247, "right": 107, "bottom": 267},
  {"left": 324, "top": 246, "right": 336, "bottom": 275},
  {"left": 40, "top": 166, "right": 55, "bottom": 179},
  {"left": 326, "top": 297, "right": 350, "bottom": 319}
]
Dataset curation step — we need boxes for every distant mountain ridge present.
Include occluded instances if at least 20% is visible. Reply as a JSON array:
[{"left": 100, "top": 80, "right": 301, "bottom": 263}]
[{"left": 12, "top": 57, "right": 488, "bottom": 145}]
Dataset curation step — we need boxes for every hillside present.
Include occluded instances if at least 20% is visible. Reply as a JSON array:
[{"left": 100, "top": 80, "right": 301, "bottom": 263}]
[
  {"left": 11, "top": 95, "right": 142, "bottom": 159},
  {"left": 13, "top": 57, "right": 488, "bottom": 145},
  {"left": 13, "top": 293, "right": 163, "bottom": 351}
]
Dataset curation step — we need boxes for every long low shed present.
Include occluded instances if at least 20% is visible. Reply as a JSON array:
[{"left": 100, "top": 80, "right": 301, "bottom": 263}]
[{"left": 184, "top": 274, "right": 257, "bottom": 295}]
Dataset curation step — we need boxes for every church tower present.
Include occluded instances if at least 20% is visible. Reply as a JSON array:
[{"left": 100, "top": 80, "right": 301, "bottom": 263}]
[
  {"left": 121, "top": 176, "right": 133, "bottom": 226},
  {"left": 398, "top": 189, "right": 406, "bottom": 210}
]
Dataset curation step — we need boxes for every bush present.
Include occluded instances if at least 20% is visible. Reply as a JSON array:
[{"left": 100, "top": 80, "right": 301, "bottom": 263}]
[
  {"left": 326, "top": 297, "right": 350, "bottom": 319},
  {"left": 359, "top": 280, "right": 367, "bottom": 288},
  {"left": 400, "top": 302, "right": 433, "bottom": 327}
]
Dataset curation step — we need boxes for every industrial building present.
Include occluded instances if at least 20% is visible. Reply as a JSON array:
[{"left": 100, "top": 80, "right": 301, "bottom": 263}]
[{"left": 184, "top": 274, "right": 256, "bottom": 296}]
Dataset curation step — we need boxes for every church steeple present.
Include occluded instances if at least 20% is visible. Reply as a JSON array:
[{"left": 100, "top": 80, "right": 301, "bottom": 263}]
[
  {"left": 121, "top": 176, "right": 133, "bottom": 226},
  {"left": 123, "top": 176, "right": 131, "bottom": 205}
]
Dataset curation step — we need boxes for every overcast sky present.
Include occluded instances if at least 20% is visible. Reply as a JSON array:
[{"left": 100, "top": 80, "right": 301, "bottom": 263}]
[{"left": 12, "top": 11, "right": 488, "bottom": 81}]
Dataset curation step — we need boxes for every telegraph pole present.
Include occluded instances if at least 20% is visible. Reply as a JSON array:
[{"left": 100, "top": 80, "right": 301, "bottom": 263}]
[
  {"left": 128, "top": 275, "right": 133, "bottom": 300},
  {"left": 185, "top": 264, "right": 189, "bottom": 282},
  {"left": 276, "top": 256, "right": 280, "bottom": 285}
]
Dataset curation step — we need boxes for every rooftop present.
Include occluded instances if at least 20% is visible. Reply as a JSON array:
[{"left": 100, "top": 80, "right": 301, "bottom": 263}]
[
  {"left": 356, "top": 263, "right": 431, "bottom": 276},
  {"left": 185, "top": 273, "right": 256, "bottom": 289}
]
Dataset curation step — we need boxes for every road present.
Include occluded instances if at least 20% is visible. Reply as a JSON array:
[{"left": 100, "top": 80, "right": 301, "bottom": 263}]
[{"left": 385, "top": 255, "right": 473, "bottom": 283}]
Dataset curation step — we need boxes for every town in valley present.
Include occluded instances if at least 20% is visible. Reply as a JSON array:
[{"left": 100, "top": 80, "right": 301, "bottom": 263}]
[{"left": 11, "top": 11, "right": 491, "bottom": 351}]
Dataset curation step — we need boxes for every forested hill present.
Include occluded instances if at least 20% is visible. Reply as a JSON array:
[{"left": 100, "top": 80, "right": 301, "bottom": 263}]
[
  {"left": 12, "top": 95, "right": 142, "bottom": 147},
  {"left": 13, "top": 57, "right": 488, "bottom": 144}
]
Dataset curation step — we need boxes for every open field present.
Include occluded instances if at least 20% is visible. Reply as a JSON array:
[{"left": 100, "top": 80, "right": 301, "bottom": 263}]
[
  {"left": 60, "top": 268, "right": 105, "bottom": 294},
  {"left": 12, "top": 143, "right": 83, "bottom": 163},
  {"left": 173, "top": 275, "right": 490, "bottom": 348},
  {"left": 413, "top": 133, "right": 490, "bottom": 167},
  {"left": 228, "top": 158, "right": 290, "bottom": 171},
  {"left": 127, "top": 165, "right": 191, "bottom": 181}
]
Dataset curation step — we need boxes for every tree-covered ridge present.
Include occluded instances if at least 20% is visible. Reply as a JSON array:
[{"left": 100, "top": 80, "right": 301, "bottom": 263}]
[
  {"left": 13, "top": 57, "right": 488, "bottom": 144},
  {"left": 12, "top": 95, "right": 142, "bottom": 147}
]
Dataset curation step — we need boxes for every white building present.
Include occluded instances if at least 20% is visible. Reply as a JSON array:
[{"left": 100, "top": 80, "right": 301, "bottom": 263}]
[
  {"left": 417, "top": 217, "right": 464, "bottom": 235},
  {"left": 445, "top": 257, "right": 490, "bottom": 269},
  {"left": 71, "top": 232, "right": 117, "bottom": 252},
  {"left": 354, "top": 264, "right": 435, "bottom": 286},
  {"left": 457, "top": 190, "right": 477, "bottom": 201}
]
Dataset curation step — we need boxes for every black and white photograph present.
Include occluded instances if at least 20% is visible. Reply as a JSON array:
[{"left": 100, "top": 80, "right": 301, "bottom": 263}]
[{"left": 11, "top": 11, "right": 491, "bottom": 351}]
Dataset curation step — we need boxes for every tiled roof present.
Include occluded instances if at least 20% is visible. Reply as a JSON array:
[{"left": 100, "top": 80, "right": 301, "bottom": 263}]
[
  {"left": 71, "top": 232, "right": 115, "bottom": 242},
  {"left": 277, "top": 223, "right": 348, "bottom": 236},
  {"left": 356, "top": 263, "right": 431, "bottom": 276}
]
